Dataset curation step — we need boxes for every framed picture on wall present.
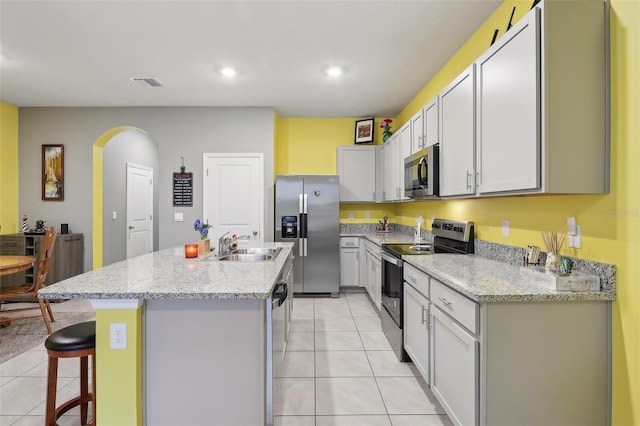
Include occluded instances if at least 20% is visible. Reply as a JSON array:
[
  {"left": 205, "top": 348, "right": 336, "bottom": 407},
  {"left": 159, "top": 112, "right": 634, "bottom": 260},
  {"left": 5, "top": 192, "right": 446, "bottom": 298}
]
[
  {"left": 354, "top": 118, "right": 374, "bottom": 144},
  {"left": 42, "top": 144, "right": 64, "bottom": 201}
]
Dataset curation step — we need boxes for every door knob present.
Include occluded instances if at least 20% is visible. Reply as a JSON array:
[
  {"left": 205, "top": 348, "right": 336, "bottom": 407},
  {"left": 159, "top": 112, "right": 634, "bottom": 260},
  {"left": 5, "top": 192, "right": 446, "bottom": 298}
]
[
  {"left": 252, "top": 230, "right": 258, "bottom": 236},
  {"left": 128, "top": 226, "right": 135, "bottom": 230}
]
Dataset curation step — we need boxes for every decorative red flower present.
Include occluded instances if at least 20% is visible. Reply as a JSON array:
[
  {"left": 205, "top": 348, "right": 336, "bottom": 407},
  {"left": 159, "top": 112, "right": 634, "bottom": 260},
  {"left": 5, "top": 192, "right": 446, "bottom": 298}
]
[{"left": 380, "top": 118, "right": 393, "bottom": 128}]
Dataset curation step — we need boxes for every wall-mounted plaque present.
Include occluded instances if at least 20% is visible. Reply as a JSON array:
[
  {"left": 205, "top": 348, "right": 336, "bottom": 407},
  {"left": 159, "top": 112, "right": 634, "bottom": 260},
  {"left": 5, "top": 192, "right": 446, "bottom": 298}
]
[{"left": 173, "top": 171, "right": 193, "bottom": 206}]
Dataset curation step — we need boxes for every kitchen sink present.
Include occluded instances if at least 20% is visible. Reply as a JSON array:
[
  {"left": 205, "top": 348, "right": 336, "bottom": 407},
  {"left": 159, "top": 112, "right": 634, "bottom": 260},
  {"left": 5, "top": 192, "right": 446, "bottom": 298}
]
[
  {"left": 232, "top": 247, "right": 282, "bottom": 256},
  {"left": 217, "top": 253, "right": 274, "bottom": 262}
]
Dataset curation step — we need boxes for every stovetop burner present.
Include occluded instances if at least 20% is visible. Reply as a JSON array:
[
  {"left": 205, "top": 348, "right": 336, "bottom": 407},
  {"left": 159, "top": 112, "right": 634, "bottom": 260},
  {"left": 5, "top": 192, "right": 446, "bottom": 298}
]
[
  {"left": 384, "top": 243, "right": 433, "bottom": 256},
  {"left": 383, "top": 219, "right": 475, "bottom": 257}
]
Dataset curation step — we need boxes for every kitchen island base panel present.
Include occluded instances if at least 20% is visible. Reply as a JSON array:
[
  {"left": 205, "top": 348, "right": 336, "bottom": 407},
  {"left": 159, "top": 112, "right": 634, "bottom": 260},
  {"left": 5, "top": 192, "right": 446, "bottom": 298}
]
[
  {"left": 481, "top": 301, "right": 610, "bottom": 426},
  {"left": 144, "top": 299, "right": 267, "bottom": 426}
]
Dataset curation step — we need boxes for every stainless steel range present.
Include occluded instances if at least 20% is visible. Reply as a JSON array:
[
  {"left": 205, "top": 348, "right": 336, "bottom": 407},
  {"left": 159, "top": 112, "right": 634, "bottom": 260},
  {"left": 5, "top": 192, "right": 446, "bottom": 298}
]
[{"left": 380, "top": 219, "right": 475, "bottom": 361}]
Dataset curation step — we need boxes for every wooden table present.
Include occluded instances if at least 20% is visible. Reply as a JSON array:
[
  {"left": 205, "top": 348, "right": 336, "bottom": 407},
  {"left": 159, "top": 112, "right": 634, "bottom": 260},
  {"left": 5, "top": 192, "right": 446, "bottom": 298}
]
[
  {"left": 0, "top": 255, "right": 36, "bottom": 327},
  {"left": 0, "top": 255, "right": 35, "bottom": 276}
]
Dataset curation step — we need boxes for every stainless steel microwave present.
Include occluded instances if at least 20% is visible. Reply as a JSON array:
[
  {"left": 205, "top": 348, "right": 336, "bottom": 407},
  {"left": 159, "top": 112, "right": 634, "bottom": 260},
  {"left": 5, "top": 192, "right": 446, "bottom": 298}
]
[{"left": 404, "top": 145, "right": 439, "bottom": 199}]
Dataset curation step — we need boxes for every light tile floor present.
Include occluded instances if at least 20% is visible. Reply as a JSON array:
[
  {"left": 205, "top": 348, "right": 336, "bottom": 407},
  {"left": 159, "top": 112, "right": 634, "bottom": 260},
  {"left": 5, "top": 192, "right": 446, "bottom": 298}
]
[
  {"left": 0, "top": 300, "right": 94, "bottom": 426},
  {"left": 1, "top": 294, "right": 453, "bottom": 426},
  {"left": 275, "top": 291, "right": 452, "bottom": 426}
]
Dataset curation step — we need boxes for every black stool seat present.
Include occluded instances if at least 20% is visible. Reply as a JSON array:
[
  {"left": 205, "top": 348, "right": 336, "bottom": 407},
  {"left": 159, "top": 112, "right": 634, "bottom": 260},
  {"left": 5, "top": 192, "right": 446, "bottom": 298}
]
[
  {"left": 45, "top": 321, "right": 95, "bottom": 352},
  {"left": 45, "top": 320, "right": 97, "bottom": 425}
]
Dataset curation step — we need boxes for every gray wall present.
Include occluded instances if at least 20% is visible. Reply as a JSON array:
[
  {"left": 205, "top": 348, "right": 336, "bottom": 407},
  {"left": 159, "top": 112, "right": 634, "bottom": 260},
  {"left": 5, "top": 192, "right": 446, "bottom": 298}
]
[
  {"left": 103, "top": 129, "right": 160, "bottom": 266},
  {"left": 18, "top": 107, "right": 275, "bottom": 271}
]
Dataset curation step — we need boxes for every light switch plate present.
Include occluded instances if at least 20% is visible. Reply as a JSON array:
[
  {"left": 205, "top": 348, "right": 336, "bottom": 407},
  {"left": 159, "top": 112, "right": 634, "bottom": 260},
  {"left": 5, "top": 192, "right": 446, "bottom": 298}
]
[
  {"left": 502, "top": 219, "right": 510, "bottom": 237},
  {"left": 569, "top": 224, "right": 582, "bottom": 248},
  {"left": 112, "top": 211, "right": 117, "bottom": 220},
  {"left": 174, "top": 212, "right": 184, "bottom": 222}
]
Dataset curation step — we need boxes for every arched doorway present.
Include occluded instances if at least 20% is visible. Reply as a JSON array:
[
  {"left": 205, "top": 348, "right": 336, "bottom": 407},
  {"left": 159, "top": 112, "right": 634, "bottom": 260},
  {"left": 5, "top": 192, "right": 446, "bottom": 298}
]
[{"left": 92, "top": 127, "right": 159, "bottom": 268}]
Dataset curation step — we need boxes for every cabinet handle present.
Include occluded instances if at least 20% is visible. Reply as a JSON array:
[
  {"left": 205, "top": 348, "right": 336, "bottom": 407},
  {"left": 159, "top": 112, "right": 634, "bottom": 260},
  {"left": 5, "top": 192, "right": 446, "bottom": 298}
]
[
  {"left": 466, "top": 170, "right": 472, "bottom": 190},
  {"left": 421, "top": 306, "right": 428, "bottom": 324},
  {"left": 407, "top": 274, "right": 417, "bottom": 283},
  {"left": 438, "top": 297, "right": 453, "bottom": 309},
  {"left": 476, "top": 171, "right": 480, "bottom": 187}
]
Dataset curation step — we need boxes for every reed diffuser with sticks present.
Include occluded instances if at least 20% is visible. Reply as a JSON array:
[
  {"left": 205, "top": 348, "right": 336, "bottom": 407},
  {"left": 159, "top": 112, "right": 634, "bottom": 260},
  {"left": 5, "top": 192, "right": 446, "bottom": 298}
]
[{"left": 541, "top": 231, "right": 566, "bottom": 273}]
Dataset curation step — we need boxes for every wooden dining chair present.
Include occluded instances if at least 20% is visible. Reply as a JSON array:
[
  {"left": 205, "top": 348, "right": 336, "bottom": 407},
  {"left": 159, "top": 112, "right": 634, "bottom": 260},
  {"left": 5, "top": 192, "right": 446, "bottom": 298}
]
[{"left": 0, "top": 227, "right": 57, "bottom": 333}]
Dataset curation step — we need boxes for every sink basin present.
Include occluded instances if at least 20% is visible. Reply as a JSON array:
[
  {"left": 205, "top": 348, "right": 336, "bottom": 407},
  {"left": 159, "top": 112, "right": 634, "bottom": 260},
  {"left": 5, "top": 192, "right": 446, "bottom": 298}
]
[
  {"left": 232, "top": 247, "right": 282, "bottom": 256},
  {"left": 217, "top": 253, "right": 274, "bottom": 262}
]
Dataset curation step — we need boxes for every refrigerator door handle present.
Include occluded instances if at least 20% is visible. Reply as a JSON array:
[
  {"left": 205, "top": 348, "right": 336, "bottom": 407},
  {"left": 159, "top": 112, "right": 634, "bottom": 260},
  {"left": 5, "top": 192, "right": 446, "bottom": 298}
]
[
  {"left": 298, "top": 194, "right": 304, "bottom": 214},
  {"left": 303, "top": 193, "right": 308, "bottom": 214},
  {"left": 303, "top": 238, "right": 308, "bottom": 257}
]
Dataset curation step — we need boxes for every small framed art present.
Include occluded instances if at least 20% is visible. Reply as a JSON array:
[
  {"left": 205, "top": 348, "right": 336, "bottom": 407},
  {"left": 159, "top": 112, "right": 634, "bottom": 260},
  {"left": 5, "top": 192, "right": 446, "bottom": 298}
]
[
  {"left": 42, "top": 144, "right": 64, "bottom": 201},
  {"left": 354, "top": 118, "right": 374, "bottom": 144}
]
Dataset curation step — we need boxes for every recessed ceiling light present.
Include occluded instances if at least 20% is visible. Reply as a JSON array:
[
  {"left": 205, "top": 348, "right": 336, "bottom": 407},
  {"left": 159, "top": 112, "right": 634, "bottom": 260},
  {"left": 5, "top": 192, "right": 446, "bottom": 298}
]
[
  {"left": 220, "top": 67, "right": 237, "bottom": 77},
  {"left": 326, "top": 66, "right": 344, "bottom": 77}
]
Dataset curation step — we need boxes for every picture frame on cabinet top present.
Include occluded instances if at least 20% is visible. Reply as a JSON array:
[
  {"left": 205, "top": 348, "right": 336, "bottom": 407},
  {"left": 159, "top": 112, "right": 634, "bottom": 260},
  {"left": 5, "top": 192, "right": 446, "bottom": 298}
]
[{"left": 354, "top": 118, "right": 374, "bottom": 144}]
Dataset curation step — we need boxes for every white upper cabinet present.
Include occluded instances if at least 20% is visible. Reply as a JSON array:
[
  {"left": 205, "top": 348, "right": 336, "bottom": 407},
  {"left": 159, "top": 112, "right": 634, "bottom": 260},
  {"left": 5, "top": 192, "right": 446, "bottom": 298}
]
[
  {"left": 399, "top": 122, "right": 412, "bottom": 201},
  {"left": 423, "top": 97, "right": 439, "bottom": 148},
  {"left": 410, "top": 110, "right": 424, "bottom": 154},
  {"left": 337, "top": 146, "right": 376, "bottom": 202},
  {"left": 476, "top": 8, "right": 540, "bottom": 194},
  {"left": 473, "top": 3, "right": 607, "bottom": 195},
  {"left": 439, "top": 65, "right": 476, "bottom": 197},
  {"left": 380, "top": 134, "right": 399, "bottom": 202}
]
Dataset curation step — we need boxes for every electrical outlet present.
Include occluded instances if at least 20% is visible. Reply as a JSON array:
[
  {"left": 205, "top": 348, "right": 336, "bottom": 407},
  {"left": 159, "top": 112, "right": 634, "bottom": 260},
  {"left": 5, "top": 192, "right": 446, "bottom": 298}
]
[
  {"left": 110, "top": 323, "right": 127, "bottom": 349},
  {"left": 174, "top": 212, "right": 184, "bottom": 222},
  {"left": 348, "top": 212, "right": 354, "bottom": 220},
  {"left": 502, "top": 219, "right": 510, "bottom": 237},
  {"left": 112, "top": 211, "right": 117, "bottom": 220},
  {"left": 365, "top": 211, "right": 371, "bottom": 219}
]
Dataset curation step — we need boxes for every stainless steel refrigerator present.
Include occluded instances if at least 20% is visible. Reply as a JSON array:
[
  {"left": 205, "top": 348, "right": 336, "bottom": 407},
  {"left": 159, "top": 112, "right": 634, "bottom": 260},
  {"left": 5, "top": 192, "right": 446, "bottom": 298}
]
[{"left": 275, "top": 175, "right": 339, "bottom": 296}]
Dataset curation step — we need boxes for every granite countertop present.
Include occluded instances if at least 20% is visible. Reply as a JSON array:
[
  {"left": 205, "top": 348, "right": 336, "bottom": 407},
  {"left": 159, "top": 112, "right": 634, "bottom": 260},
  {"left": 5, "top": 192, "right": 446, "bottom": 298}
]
[
  {"left": 340, "top": 231, "right": 418, "bottom": 246},
  {"left": 404, "top": 254, "right": 616, "bottom": 303},
  {"left": 341, "top": 230, "right": 615, "bottom": 303},
  {"left": 38, "top": 243, "right": 294, "bottom": 301}
]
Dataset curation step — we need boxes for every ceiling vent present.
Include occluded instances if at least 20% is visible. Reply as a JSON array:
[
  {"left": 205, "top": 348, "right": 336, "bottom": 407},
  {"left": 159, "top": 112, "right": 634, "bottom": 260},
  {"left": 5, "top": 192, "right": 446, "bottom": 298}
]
[{"left": 131, "top": 77, "right": 164, "bottom": 87}]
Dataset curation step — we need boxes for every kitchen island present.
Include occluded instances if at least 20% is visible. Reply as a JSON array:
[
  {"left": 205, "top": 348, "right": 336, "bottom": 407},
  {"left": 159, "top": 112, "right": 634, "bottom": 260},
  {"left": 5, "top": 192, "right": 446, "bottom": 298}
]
[{"left": 39, "top": 243, "right": 294, "bottom": 426}]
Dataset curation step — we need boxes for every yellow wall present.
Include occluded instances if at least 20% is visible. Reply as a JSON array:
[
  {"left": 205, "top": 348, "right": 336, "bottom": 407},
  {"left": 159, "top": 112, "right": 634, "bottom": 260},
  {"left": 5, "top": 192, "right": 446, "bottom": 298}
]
[
  {"left": 275, "top": 116, "right": 388, "bottom": 176},
  {"left": 394, "top": 1, "right": 639, "bottom": 424},
  {"left": 95, "top": 308, "right": 143, "bottom": 425},
  {"left": 0, "top": 102, "right": 19, "bottom": 234}
]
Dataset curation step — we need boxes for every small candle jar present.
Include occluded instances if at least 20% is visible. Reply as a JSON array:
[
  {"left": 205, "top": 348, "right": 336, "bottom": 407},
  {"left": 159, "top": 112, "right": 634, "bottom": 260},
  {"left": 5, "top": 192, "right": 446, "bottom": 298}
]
[{"left": 185, "top": 243, "right": 198, "bottom": 258}]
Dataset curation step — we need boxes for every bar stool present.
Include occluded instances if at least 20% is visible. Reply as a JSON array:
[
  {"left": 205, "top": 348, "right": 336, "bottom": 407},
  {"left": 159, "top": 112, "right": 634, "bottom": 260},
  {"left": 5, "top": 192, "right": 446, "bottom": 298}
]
[{"left": 45, "top": 321, "right": 96, "bottom": 426}]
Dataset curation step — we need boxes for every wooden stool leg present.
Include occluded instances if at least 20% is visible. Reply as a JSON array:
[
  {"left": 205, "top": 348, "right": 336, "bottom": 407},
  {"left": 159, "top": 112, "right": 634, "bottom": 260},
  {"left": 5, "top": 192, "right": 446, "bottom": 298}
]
[
  {"left": 46, "top": 355, "right": 59, "bottom": 426},
  {"left": 80, "top": 356, "right": 88, "bottom": 424}
]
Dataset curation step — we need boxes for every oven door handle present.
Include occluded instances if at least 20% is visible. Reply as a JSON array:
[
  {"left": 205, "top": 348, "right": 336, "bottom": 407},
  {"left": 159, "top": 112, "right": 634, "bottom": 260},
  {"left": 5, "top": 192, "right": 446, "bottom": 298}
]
[{"left": 381, "top": 251, "right": 403, "bottom": 266}]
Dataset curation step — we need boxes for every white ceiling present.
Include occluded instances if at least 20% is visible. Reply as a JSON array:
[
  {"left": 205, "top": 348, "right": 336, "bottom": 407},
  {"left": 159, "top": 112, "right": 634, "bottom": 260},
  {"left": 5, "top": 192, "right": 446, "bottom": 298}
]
[{"left": 0, "top": 0, "right": 501, "bottom": 117}]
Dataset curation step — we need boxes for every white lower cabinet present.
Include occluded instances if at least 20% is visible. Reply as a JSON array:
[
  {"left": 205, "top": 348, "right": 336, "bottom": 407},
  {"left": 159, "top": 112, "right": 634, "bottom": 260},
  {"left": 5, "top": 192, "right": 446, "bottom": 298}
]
[
  {"left": 402, "top": 267, "right": 609, "bottom": 426},
  {"left": 403, "top": 282, "right": 430, "bottom": 383},
  {"left": 364, "top": 241, "right": 381, "bottom": 310},
  {"left": 340, "top": 237, "right": 360, "bottom": 287},
  {"left": 431, "top": 305, "right": 478, "bottom": 426}
]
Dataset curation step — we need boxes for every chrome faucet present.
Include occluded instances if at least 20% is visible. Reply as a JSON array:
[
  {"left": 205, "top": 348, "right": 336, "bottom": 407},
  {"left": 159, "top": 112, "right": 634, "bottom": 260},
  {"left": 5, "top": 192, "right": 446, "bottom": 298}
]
[{"left": 217, "top": 231, "right": 231, "bottom": 256}]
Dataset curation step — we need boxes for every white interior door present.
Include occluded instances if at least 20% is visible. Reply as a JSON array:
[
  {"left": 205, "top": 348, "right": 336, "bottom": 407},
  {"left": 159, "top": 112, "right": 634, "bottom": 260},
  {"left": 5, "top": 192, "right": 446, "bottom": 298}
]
[
  {"left": 126, "top": 163, "right": 153, "bottom": 259},
  {"left": 203, "top": 153, "right": 264, "bottom": 246}
]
